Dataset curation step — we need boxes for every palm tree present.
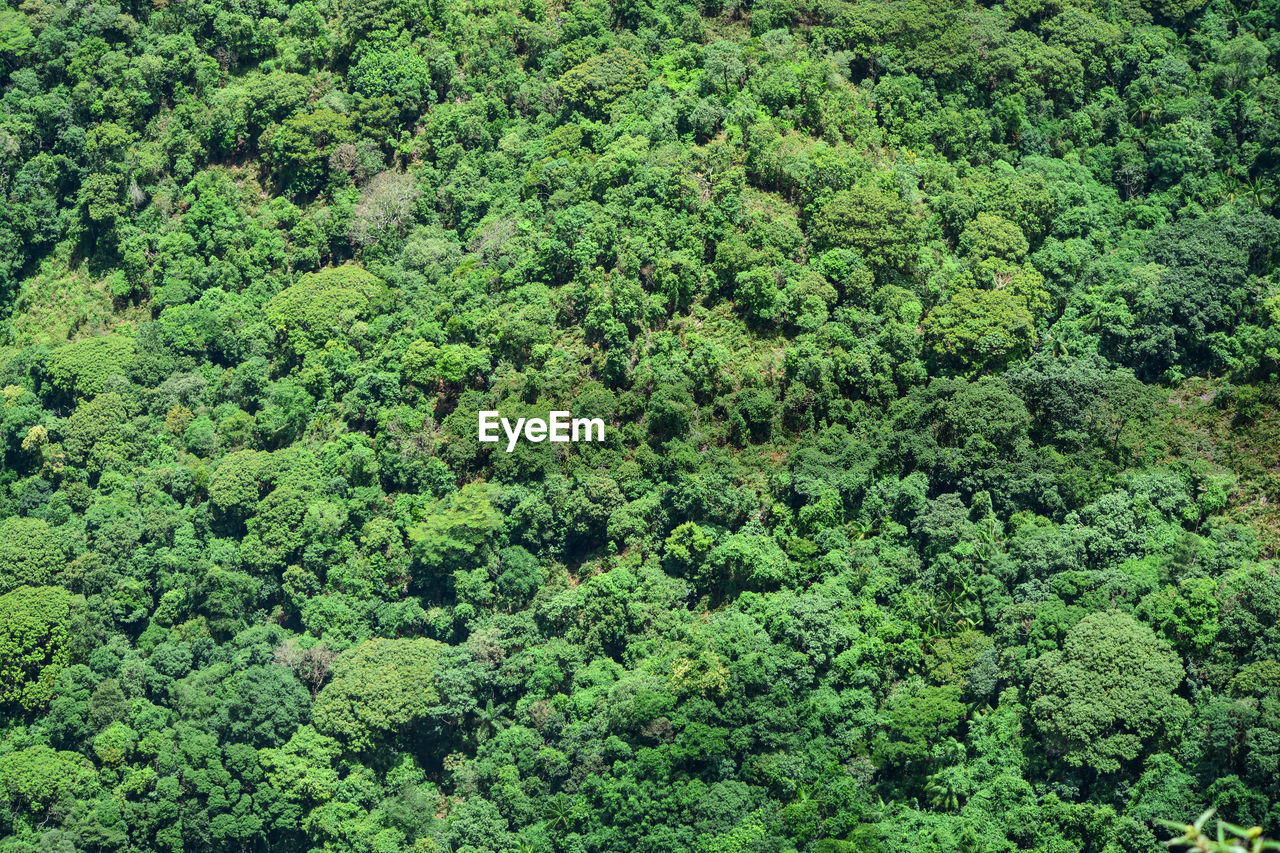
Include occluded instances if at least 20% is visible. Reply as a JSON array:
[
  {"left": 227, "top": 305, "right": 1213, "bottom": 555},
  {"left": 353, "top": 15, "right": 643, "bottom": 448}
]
[
  {"left": 1129, "top": 90, "right": 1166, "bottom": 126},
  {"left": 1222, "top": 0, "right": 1265, "bottom": 38},
  {"left": 934, "top": 738, "right": 967, "bottom": 766},
  {"left": 544, "top": 794, "right": 578, "bottom": 833},
  {"left": 1044, "top": 331, "right": 1070, "bottom": 358},
  {"left": 848, "top": 517, "right": 878, "bottom": 541},
  {"left": 1079, "top": 300, "right": 1108, "bottom": 334},
  {"left": 973, "top": 515, "right": 1004, "bottom": 568},
  {"left": 957, "top": 821, "right": 982, "bottom": 853},
  {"left": 473, "top": 698, "right": 512, "bottom": 743},
  {"left": 925, "top": 766, "right": 968, "bottom": 811},
  {"left": 922, "top": 585, "right": 978, "bottom": 636},
  {"left": 512, "top": 834, "right": 543, "bottom": 853},
  {"left": 920, "top": 594, "right": 946, "bottom": 638},
  {"left": 1240, "top": 176, "right": 1277, "bottom": 210}
]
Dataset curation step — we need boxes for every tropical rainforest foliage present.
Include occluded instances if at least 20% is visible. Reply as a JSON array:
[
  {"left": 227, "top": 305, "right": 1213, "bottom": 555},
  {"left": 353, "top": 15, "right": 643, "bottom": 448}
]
[{"left": 0, "top": 0, "right": 1278, "bottom": 847}]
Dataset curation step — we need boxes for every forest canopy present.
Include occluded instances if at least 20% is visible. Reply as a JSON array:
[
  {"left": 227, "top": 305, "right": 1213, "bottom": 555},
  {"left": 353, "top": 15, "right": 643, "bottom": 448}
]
[{"left": 0, "top": 0, "right": 1277, "bottom": 848}]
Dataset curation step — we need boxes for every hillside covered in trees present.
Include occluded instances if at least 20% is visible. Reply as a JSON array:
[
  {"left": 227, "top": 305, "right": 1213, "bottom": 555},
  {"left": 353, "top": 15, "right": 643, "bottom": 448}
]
[{"left": 0, "top": 0, "right": 1278, "bottom": 848}]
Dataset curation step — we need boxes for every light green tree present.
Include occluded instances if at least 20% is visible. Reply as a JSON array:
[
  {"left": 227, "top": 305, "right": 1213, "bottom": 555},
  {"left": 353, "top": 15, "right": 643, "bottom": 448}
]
[
  {"left": 0, "top": 585, "right": 79, "bottom": 711},
  {"left": 265, "top": 265, "right": 389, "bottom": 357},
  {"left": 313, "top": 637, "right": 445, "bottom": 750},
  {"left": 925, "top": 287, "right": 1036, "bottom": 374},
  {"left": 0, "top": 517, "right": 63, "bottom": 592},
  {"left": 1029, "top": 611, "right": 1190, "bottom": 773}
]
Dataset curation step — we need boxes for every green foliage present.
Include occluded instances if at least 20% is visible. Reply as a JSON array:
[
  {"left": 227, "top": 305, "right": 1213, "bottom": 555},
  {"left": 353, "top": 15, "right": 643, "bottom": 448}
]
[
  {"left": 959, "top": 214, "right": 1029, "bottom": 263},
  {"left": 265, "top": 108, "right": 353, "bottom": 195},
  {"left": 1030, "top": 611, "right": 1190, "bottom": 773},
  {"left": 874, "top": 683, "right": 967, "bottom": 767},
  {"left": 1122, "top": 215, "right": 1280, "bottom": 380},
  {"left": 349, "top": 49, "right": 435, "bottom": 106},
  {"left": 258, "top": 724, "right": 343, "bottom": 805},
  {"left": 1161, "top": 809, "right": 1280, "bottom": 853},
  {"left": 0, "top": 586, "right": 77, "bottom": 712},
  {"left": 925, "top": 287, "right": 1037, "bottom": 374},
  {"left": 45, "top": 333, "right": 136, "bottom": 399},
  {"left": 0, "top": 746, "right": 96, "bottom": 814},
  {"left": 0, "top": 517, "right": 62, "bottom": 592},
  {"left": 313, "top": 637, "right": 444, "bottom": 750},
  {"left": 403, "top": 340, "right": 491, "bottom": 388},
  {"left": 62, "top": 391, "right": 131, "bottom": 473},
  {"left": 0, "top": 0, "right": 1275, "bottom": 848},
  {"left": 408, "top": 481, "right": 503, "bottom": 577},
  {"left": 208, "top": 449, "right": 269, "bottom": 515},
  {"left": 265, "top": 265, "right": 389, "bottom": 357},
  {"left": 92, "top": 720, "right": 137, "bottom": 765},
  {"left": 810, "top": 187, "right": 919, "bottom": 277},
  {"left": 0, "top": 10, "right": 34, "bottom": 59},
  {"left": 558, "top": 49, "right": 648, "bottom": 117}
]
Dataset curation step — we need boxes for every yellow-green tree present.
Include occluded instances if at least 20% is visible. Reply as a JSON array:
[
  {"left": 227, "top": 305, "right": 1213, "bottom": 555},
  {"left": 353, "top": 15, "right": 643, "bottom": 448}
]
[
  {"left": 313, "top": 637, "right": 444, "bottom": 750},
  {"left": 1029, "top": 611, "right": 1190, "bottom": 773},
  {"left": 265, "top": 265, "right": 389, "bottom": 358},
  {"left": 0, "top": 585, "right": 78, "bottom": 712}
]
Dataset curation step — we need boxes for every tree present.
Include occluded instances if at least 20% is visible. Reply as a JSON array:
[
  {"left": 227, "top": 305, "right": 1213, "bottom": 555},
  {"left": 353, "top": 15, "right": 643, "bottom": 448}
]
[
  {"left": 1029, "top": 611, "right": 1190, "bottom": 773},
  {"left": 0, "top": 10, "right": 34, "bottom": 61},
  {"left": 258, "top": 724, "right": 343, "bottom": 807},
  {"left": 225, "top": 665, "right": 312, "bottom": 747},
  {"left": 45, "top": 333, "right": 137, "bottom": 399},
  {"left": 265, "top": 108, "right": 353, "bottom": 195},
  {"left": 558, "top": 49, "right": 648, "bottom": 117},
  {"left": 402, "top": 340, "right": 491, "bottom": 390},
  {"left": 0, "top": 586, "right": 78, "bottom": 712},
  {"left": 313, "top": 637, "right": 444, "bottom": 750},
  {"left": 809, "top": 187, "right": 919, "bottom": 276},
  {"left": 0, "top": 0, "right": 1278, "bottom": 846},
  {"left": 0, "top": 745, "right": 97, "bottom": 816},
  {"left": 208, "top": 449, "right": 270, "bottom": 516},
  {"left": 493, "top": 545, "right": 545, "bottom": 608},
  {"left": 347, "top": 171, "right": 420, "bottom": 248},
  {"left": 63, "top": 392, "right": 131, "bottom": 474},
  {"left": 408, "top": 481, "right": 503, "bottom": 580},
  {"left": 349, "top": 48, "right": 435, "bottom": 108},
  {"left": 925, "top": 287, "right": 1036, "bottom": 375},
  {"left": 1002, "top": 353, "right": 1154, "bottom": 456},
  {"left": 958, "top": 213, "right": 1029, "bottom": 262},
  {"left": 873, "top": 683, "right": 966, "bottom": 768},
  {"left": 700, "top": 525, "right": 792, "bottom": 599},
  {"left": 265, "top": 265, "right": 390, "bottom": 357},
  {"left": 93, "top": 721, "right": 138, "bottom": 765},
  {"left": 0, "top": 517, "right": 63, "bottom": 592},
  {"left": 703, "top": 40, "right": 747, "bottom": 97},
  {"left": 1126, "top": 214, "right": 1280, "bottom": 379},
  {"left": 663, "top": 522, "right": 715, "bottom": 579}
]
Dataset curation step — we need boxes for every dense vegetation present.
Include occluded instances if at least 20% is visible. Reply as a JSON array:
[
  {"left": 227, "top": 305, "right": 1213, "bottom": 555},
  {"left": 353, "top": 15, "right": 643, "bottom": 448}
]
[{"left": 0, "top": 0, "right": 1278, "bottom": 847}]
